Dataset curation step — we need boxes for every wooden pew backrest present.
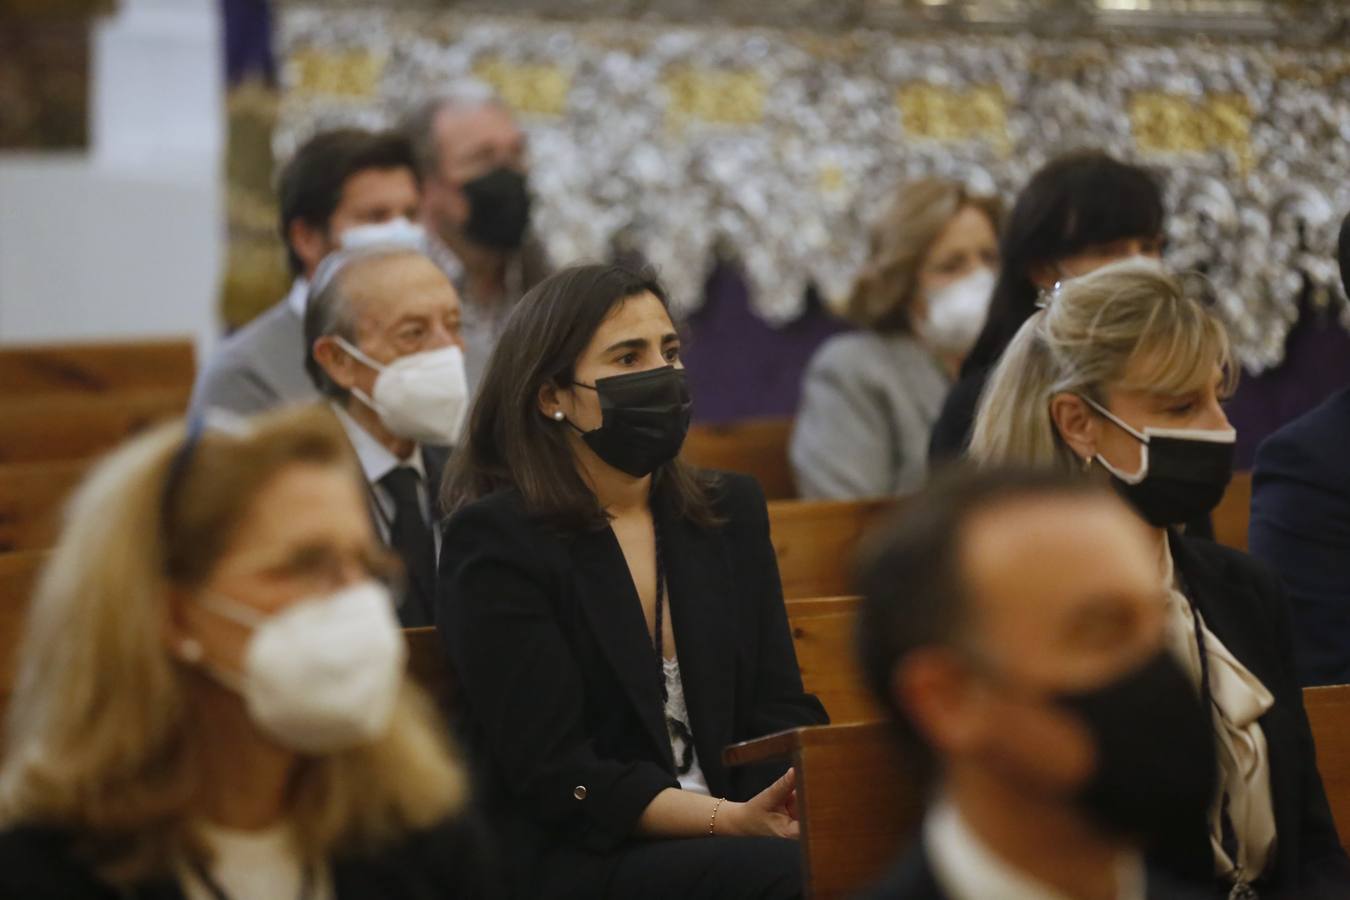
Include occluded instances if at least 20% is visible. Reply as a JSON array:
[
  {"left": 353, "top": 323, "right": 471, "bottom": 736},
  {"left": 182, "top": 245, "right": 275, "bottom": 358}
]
[
  {"left": 0, "top": 551, "right": 45, "bottom": 703},
  {"left": 769, "top": 497, "right": 898, "bottom": 599},
  {"left": 725, "top": 723, "right": 921, "bottom": 899},
  {"left": 0, "top": 460, "right": 90, "bottom": 552},
  {"left": 1213, "top": 470, "right": 1252, "bottom": 553},
  {"left": 0, "top": 388, "right": 189, "bottom": 463},
  {"left": 683, "top": 417, "right": 797, "bottom": 501},
  {"left": 1302, "top": 684, "right": 1350, "bottom": 853},
  {"left": 0, "top": 338, "right": 195, "bottom": 397},
  {"left": 787, "top": 596, "right": 883, "bottom": 725}
]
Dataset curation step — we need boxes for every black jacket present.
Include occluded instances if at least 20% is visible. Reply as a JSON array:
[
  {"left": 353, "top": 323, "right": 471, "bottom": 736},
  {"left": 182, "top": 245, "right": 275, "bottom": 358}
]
[
  {"left": 437, "top": 473, "right": 828, "bottom": 898},
  {"left": 857, "top": 837, "right": 1208, "bottom": 900},
  {"left": 0, "top": 818, "right": 498, "bottom": 899},
  {"left": 1249, "top": 386, "right": 1350, "bottom": 686},
  {"left": 1163, "top": 535, "right": 1350, "bottom": 897}
]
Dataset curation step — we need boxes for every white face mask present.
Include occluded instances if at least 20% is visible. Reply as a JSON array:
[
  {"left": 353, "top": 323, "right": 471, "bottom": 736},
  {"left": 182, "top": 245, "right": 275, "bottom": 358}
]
[
  {"left": 917, "top": 267, "right": 996, "bottom": 356},
  {"left": 335, "top": 338, "right": 469, "bottom": 447},
  {"left": 197, "top": 580, "right": 407, "bottom": 754},
  {"left": 339, "top": 217, "right": 427, "bottom": 252}
]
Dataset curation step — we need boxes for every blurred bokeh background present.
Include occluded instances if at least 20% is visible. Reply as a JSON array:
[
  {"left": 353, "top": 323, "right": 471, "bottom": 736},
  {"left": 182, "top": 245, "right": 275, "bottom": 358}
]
[{"left": 3, "top": 0, "right": 1349, "bottom": 460}]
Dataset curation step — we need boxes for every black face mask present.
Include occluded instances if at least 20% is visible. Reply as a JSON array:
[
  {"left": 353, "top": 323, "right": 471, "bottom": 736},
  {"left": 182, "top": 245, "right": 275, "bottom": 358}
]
[
  {"left": 462, "top": 167, "right": 531, "bottom": 251},
  {"left": 569, "top": 366, "right": 692, "bottom": 478},
  {"left": 1083, "top": 396, "right": 1236, "bottom": 528},
  {"left": 1055, "top": 650, "right": 1217, "bottom": 847}
]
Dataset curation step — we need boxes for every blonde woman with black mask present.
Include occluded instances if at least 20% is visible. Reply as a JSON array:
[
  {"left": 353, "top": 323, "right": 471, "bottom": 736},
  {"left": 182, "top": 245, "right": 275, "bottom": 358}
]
[
  {"left": 970, "top": 258, "right": 1350, "bottom": 899},
  {"left": 0, "top": 407, "right": 496, "bottom": 899}
]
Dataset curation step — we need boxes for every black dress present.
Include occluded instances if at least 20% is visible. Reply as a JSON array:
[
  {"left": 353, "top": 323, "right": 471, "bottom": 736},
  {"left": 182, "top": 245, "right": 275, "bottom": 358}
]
[{"left": 437, "top": 473, "right": 828, "bottom": 900}]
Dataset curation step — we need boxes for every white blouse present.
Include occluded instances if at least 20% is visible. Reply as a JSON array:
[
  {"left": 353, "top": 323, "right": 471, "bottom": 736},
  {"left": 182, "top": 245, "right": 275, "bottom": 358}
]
[
  {"left": 180, "top": 820, "right": 335, "bottom": 900},
  {"left": 663, "top": 656, "right": 711, "bottom": 795},
  {"left": 1162, "top": 537, "right": 1276, "bottom": 885}
]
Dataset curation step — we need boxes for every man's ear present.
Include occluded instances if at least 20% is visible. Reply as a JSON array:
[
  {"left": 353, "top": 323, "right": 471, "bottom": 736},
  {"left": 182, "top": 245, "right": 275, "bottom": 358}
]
[
  {"left": 1049, "top": 392, "right": 1098, "bottom": 465},
  {"left": 313, "top": 337, "right": 358, "bottom": 392},
  {"left": 288, "top": 217, "right": 332, "bottom": 275},
  {"left": 893, "top": 648, "right": 986, "bottom": 755}
]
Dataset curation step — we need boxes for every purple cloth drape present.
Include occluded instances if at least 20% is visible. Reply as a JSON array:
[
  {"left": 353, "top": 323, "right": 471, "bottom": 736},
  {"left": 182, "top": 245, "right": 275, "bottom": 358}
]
[
  {"left": 1227, "top": 297, "right": 1350, "bottom": 468},
  {"left": 221, "top": 0, "right": 275, "bottom": 86},
  {"left": 681, "top": 261, "right": 853, "bottom": 424}
]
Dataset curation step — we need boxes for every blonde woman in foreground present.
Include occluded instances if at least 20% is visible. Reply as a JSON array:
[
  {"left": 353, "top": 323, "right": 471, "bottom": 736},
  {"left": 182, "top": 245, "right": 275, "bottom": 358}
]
[
  {"left": 969, "top": 258, "right": 1350, "bottom": 899},
  {"left": 0, "top": 407, "right": 497, "bottom": 899}
]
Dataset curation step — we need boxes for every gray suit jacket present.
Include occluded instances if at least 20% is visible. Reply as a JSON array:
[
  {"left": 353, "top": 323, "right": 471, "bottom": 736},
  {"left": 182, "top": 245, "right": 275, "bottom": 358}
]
[
  {"left": 790, "top": 331, "right": 950, "bottom": 500},
  {"left": 190, "top": 299, "right": 318, "bottom": 418}
]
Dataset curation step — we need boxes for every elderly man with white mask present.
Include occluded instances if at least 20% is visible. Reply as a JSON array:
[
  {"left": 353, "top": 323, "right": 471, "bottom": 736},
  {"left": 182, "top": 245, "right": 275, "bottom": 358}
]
[{"left": 306, "top": 243, "right": 469, "bottom": 627}]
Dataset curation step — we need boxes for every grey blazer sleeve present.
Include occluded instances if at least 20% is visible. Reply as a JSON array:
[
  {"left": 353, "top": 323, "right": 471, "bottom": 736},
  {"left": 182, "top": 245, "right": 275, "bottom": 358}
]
[
  {"left": 790, "top": 340, "right": 899, "bottom": 500},
  {"left": 189, "top": 349, "right": 282, "bottom": 418}
]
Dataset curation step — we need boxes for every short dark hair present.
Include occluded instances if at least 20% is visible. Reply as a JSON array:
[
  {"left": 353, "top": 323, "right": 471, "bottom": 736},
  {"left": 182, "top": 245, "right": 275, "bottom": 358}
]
[
  {"left": 854, "top": 467, "right": 1106, "bottom": 747},
  {"left": 963, "top": 151, "right": 1165, "bottom": 376},
  {"left": 440, "top": 263, "right": 720, "bottom": 532},
  {"left": 1338, "top": 210, "right": 1350, "bottom": 299},
  {"left": 276, "top": 128, "right": 418, "bottom": 275}
]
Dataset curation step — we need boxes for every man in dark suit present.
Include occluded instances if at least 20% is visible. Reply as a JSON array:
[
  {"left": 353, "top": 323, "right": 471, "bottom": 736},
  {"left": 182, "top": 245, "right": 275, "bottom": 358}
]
[
  {"left": 853, "top": 469, "right": 1213, "bottom": 900},
  {"left": 1250, "top": 212, "right": 1350, "bottom": 686},
  {"left": 305, "top": 243, "right": 468, "bottom": 627}
]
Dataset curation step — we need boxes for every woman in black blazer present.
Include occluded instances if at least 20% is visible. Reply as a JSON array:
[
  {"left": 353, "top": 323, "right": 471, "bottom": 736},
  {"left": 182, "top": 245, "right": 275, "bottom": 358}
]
[
  {"left": 968, "top": 258, "right": 1350, "bottom": 898},
  {"left": 437, "top": 264, "right": 828, "bottom": 900}
]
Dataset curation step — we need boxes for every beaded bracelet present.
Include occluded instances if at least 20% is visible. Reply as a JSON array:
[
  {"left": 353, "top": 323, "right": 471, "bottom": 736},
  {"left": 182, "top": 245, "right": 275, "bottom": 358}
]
[{"left": 708, "top": 797, "right": 726, "bottom": 836}]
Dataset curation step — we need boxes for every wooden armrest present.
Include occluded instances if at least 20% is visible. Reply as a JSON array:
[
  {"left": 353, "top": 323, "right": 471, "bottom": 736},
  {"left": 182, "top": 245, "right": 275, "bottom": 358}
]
[{"left": 723, "top": 722, "right": 897, "bottom": 768}]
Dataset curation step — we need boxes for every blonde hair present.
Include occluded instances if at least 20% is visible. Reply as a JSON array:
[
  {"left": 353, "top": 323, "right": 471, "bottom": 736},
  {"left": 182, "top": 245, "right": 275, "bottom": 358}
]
[
  {"left": 844, "top": 177, "right": 1003, "bottom": 332},
  {"left": 0, "top": 406, "right": 466, "bottom": 882},
  {"left": 969, "top": 258, "right": 1236, "bottom": 472}
]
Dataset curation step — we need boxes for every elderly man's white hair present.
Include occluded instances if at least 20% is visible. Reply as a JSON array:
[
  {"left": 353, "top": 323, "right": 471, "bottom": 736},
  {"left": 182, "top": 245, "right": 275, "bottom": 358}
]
[
  {"left": 401, "top": 80, "right": 507, "bottom": 180},
  {"left": 303, "top": 242, "right": 442, "bottom": 401}
]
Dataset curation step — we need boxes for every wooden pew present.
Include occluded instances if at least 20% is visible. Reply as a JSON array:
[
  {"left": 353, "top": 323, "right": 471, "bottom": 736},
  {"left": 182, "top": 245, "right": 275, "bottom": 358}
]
[
  {"left": 0, "top": 338, "right": 195, "bottom": 397},
  {"left": 0, "top": 460, "right": 90, "bottom": 552},
  {"left": 1212, "top": 470, "right": 1252, "bottom": 553},
  {"left": 0, "top": 551, "right": 45, "bottom": 705},
  {"left": 683, "top": 417, "right": 797, "bottom": 501},
  {"left": 768, "top": 497, "right": 898, "bottom": 599},
  {"left": 1302, "top": 684, "right": 1350, "bottom": 853},
  {"left": 0, "top": 388, "right": 189, "bottom": 464},
  {"left": 725, "top": 723, "right": 921, "bottom": 899},
  {"left": 787, "top": 595, "right": 882, "bottom": 725}
]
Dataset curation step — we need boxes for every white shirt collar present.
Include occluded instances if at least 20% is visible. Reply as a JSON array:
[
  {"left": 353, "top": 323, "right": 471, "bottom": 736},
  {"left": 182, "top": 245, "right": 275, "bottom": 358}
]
[
  {"left": 330, "top": 403, "right": 424, "bottom": 487},
  {"left": 285, "top": 276, "right": 310, "bottom": 318},
  {"left": 926, "top": 800, "right": 1146, "bottom": 900}
]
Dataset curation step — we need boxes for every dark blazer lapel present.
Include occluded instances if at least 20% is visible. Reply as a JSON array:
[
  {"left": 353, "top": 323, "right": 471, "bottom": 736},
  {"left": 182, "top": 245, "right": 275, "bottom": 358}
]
[
  {"left": 570, "top": 526, "right": 673, "bottom": 768},
  {"left": 1171, "top": 537, "right": 1265, "bottom": 674},
  {"left": 657, "top": 499, "right": 738, "bottom": 794}
]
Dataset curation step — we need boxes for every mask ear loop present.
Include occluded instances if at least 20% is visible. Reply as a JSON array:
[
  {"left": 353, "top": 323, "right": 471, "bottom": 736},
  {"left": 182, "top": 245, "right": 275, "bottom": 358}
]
[{"left": 1078, "top": 395, "right": 1151, "bottom": 485}]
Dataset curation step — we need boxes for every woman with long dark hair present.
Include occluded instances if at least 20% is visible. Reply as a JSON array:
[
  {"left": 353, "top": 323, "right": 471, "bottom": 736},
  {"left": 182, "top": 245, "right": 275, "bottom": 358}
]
[
  {"left": 928, "top": 151, "right": 1165, "bottom": 464},
  {"left": 437, "top": 264, "right": 827, "bottom": 900}
]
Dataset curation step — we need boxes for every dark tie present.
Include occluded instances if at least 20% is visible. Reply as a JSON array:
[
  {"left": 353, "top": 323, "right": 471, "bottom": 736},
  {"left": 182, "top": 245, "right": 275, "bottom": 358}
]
[{"left": 380, "top": 466, "right": 435, "bottom": 627}]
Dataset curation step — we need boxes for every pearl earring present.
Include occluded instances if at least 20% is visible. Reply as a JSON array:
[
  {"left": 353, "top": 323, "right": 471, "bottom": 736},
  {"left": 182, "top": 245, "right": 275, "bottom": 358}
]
[
  {"left": 1082, "top": 455, "right": 1094, "bottom": 472},
  {"left": 553, "top": 410, "right": 565, "bottom": 421},
  {"left": 177, "top": 637, "right": 204, "bottom": 663}
]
